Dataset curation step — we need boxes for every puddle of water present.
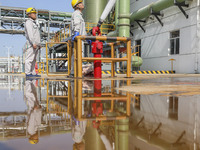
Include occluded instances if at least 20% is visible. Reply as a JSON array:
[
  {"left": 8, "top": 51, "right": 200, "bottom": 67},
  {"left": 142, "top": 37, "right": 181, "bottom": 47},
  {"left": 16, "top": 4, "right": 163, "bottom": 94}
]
[{"left": 0, "top": 75, "right": 199, "bottom": 150}]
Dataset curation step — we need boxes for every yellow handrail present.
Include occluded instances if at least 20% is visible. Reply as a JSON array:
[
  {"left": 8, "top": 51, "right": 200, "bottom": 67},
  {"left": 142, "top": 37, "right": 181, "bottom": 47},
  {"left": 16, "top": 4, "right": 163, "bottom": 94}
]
[
  {"left": 46, "top": 42, "right": 70, "bottom": 76},
  {"left": 85, "top": 22, "right": 115, "bottom": 34},
  {"left": 120, "top": 45, "right": 141, "bottom": 72},
  {"left": 73, "top": 36, "right": 132, "bottom": 78}
]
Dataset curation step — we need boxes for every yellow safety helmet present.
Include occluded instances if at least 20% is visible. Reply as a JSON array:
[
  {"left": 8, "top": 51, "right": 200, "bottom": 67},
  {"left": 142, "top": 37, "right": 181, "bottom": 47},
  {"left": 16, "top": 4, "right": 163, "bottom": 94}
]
[
  {"left": 29, "top": 139, "right": 39, "bottom": 144},
  {"left": 71, "top": 0, "right": 83, "bottom": 8},
  {"left": 26, "top": 7, "right": 37, "bottom": 15}
]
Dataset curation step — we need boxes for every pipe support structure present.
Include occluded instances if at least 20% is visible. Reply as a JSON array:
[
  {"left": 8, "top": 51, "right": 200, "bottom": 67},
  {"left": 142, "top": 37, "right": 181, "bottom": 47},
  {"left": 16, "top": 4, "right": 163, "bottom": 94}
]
[{"left": 130, "top": 0, "right": 189, "bottom": 23}]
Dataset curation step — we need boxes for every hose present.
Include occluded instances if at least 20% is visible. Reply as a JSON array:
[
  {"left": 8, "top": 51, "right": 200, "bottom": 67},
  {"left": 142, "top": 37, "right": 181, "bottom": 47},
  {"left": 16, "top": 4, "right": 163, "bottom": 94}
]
[{"left": 97, "top": 0, "right": 116, "bottom": 27}]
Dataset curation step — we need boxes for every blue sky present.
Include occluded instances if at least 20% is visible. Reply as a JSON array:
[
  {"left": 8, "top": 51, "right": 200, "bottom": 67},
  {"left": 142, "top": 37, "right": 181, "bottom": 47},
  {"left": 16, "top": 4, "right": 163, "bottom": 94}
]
[{"left": 0, "top": 0, "right": 73, "bottom": 57}]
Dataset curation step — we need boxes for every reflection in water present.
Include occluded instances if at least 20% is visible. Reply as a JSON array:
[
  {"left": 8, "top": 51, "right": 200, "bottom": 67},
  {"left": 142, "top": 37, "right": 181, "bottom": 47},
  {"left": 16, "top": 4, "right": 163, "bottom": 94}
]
[
  {"left": 24, "top": 80, "right": 42, "bottom": 144},
  {"left": 72, "top": 118, "right": 87, "bottom": 150},
  {"left": 46, "top": 79, "right": 130, "bottom": 150},
  {"left": 130, "top": 94, "right": 200, "bottom": 150},
  {"left": 1, "top": 76, "right": 200, "bottom": 149}
]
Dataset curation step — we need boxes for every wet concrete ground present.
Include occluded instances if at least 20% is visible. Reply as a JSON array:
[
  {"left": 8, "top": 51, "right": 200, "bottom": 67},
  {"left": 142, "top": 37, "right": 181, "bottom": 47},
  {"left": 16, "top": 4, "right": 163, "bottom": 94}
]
[{"left": 0, "top": 74, "right": 200, "bottom": 150}]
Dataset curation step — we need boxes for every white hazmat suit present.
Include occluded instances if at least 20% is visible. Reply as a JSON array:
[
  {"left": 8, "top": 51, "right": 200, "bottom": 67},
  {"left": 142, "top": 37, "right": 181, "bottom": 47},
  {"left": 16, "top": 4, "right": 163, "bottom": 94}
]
[{"left": 24, "top": 18, "right": 41, "bottom": 75}]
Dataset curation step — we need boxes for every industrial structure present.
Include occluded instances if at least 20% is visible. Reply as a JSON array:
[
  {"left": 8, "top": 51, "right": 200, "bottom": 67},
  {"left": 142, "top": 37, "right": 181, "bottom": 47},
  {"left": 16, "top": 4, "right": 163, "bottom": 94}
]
[
  {"left": 0, "top": 0, "right": 199, "bottom": 74},
  {"left": 43, "top": 0, "right": 198, "bottom": 75},
  {"left": 130, "top": 0, "right": 198, "bottom": 73},
  {"left": 1, "top": 0, "right": 200, "bottom": 149}
]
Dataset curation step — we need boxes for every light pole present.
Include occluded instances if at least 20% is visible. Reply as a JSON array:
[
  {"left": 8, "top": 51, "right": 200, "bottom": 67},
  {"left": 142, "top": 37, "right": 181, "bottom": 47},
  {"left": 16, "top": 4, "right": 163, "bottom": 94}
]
[{"left": 4, "top": 46, "right": 13, "bottom": 73}]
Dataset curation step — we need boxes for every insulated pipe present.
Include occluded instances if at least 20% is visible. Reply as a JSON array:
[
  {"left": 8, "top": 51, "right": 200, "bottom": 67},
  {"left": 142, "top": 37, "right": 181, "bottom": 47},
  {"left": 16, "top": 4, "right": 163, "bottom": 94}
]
[
  {"left": 97, "top": 0, "right": 117, "bottom": 27},
  {"left": 115, "top": 0, "right": 120, "bottom": 31},
  {"left": 107, "top": 0, "right": 130, "bottom": 37},
  {"left": 118, "top": 0, "right": 130, "bottom": 37},
  {"left": 130, "top": 4, "right": 153, "bottom": 22},
  {"left": 130, "top": 0, "right": 188, "bottom": 23}
]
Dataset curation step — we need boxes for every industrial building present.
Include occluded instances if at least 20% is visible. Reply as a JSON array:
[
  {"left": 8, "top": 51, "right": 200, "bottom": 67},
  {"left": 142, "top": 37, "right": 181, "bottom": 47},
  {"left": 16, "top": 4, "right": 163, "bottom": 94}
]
[{"left": 130, "top": 0, "right": 198, "bottom": 73}]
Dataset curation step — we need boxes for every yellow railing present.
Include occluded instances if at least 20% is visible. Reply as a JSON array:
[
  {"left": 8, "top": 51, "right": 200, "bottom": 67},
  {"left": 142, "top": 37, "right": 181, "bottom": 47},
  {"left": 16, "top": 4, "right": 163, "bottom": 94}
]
[
  {"left": 46, "top": 79, "right": 131, "bottom": 121},
  {"left": 49, "top": 23, "right": 115, "bottom": 46},
  {"left": 46, "top": 80, "right": 71, "bottom": 114},
  {"left": 50, "top": 24, "right": 71, "bottom": 47},
  {"left": 85, "top": 22, "right": 115, "bottom": 34},
  {"left": 46, "top": 42, "right": 71, "bottom": 76},
  {"left": 74, "top": 36, "right": 132, "bottom": 78},
  {"left": 74, "top": 80, "right": 131, "bottom": 121},
  {"left": 120, "top": 45, "right": 141, "bottom": 72}
]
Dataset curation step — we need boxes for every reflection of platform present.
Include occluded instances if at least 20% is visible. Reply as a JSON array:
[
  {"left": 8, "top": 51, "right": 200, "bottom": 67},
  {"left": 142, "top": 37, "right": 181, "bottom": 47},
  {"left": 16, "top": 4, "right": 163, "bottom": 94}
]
[
  {"left": 46, "top": 79, "right": 131, "bottom": 121},
  {"left": 46, "top": 80, "right": 71, "bottom": 114},
  {"left": 74, "top": 80, "right": 131, "bottom": 121}
]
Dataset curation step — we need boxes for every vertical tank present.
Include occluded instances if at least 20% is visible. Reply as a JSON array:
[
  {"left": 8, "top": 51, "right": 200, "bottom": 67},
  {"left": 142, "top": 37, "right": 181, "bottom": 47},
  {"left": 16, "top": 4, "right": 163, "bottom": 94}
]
[{"left": 83, "top": 0, "right": 108, "bottom": 23}]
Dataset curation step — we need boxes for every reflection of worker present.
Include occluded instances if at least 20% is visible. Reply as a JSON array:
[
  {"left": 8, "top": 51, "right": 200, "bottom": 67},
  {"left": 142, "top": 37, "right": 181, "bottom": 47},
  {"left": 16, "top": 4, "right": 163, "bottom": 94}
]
[
  {"left": 24, "top": 7, "right": 41, "bottom": 78},
  {"left": 71, "top": 80, "right": 90, "bottom": 149},
  {"left": 70, "top": 0, "right": 93, "bottom": 77},
  {"left": 24, "top": 80, "right": 42, "bottom": 144},
  {"left": 72, "top": 117, "right": 87, "bottom": 150}
]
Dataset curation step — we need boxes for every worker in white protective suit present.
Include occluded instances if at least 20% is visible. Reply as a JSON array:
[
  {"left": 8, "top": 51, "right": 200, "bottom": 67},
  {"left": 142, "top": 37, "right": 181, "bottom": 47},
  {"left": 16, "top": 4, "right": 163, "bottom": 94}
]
[
  {"left": 24, "top": 80, "right": 42, "bottom": 144},
  {"left": 23, "top": 7, "right": 41, "bottom": 78},
  {"left": 70, "top": 0, "right": 93, "bottom": 77}
]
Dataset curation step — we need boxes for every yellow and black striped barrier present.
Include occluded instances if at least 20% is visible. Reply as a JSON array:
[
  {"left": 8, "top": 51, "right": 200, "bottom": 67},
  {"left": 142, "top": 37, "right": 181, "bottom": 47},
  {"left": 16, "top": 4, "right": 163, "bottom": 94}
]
[{"left": 102, "top": 70, "right": 175, "bottom": 74}]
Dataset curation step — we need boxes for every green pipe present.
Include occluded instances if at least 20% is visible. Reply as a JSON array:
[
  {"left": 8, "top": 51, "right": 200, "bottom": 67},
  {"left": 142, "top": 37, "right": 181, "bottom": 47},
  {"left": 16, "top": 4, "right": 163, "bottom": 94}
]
[
  {"left": 152, "top": 0, "right": 186, "bottom": 12},
  {"left": 118, "top": 0, "right": 130, "bottom": 37},
  {"left": 85, "top": 126, "right": 105, "bottom": 150},
  {"left": 118, "top": 119, "right": 129, "bottom": 150},
  {"left": 120, "top": 56, "right": 143, "bottom": 69},
  {"left": 83, "top": 0, "right": 107, "bottom": 23},
  {"left": 130, "top": 4, "right": 153, "bottom": 22},
  {"left": 115, "top": 121, "right": 119, "bottom": 150},
  {"left": 130, "top": 0, "right": 187, "bottom": 23},
  {"left": 115, "top": 0, "right": 120, "bottom": 31},
  {"left": 132, "top": 56, "right": 143, "bottom": 67}
]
